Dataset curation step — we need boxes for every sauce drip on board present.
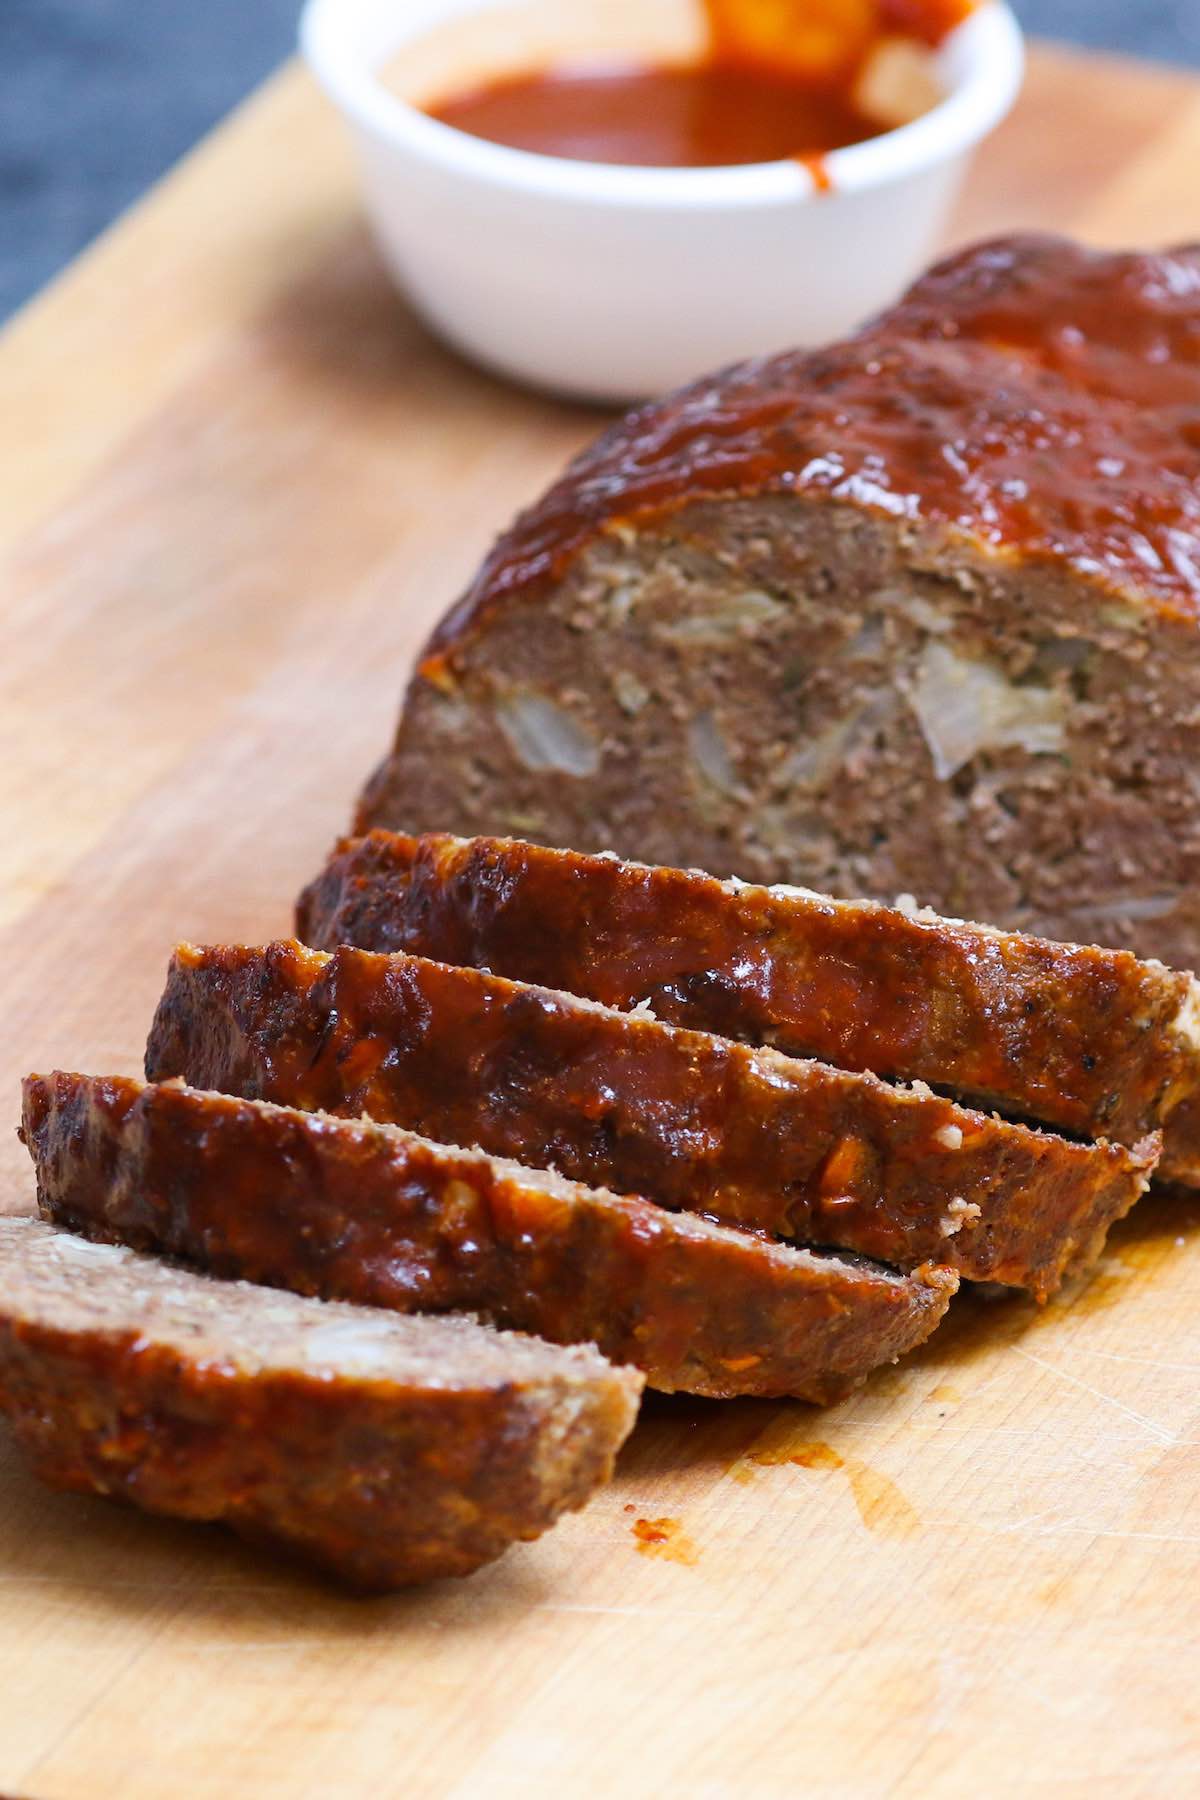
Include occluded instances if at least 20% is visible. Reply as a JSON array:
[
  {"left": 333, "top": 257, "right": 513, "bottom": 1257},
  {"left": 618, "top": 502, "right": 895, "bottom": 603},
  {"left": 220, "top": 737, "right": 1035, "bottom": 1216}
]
[
  {"left": 631, "top": 1516, "right": 700, "bottom": 1564},
  {"left": 421, "top": 0, "right": 975, "bottom": 172}
]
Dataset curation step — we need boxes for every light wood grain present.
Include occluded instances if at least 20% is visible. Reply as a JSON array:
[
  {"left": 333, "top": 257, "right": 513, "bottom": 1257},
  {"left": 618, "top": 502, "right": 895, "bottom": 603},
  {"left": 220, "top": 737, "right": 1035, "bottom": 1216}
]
[{"left": 2, "top": 41, "right": 1200, "bottom": 1800}]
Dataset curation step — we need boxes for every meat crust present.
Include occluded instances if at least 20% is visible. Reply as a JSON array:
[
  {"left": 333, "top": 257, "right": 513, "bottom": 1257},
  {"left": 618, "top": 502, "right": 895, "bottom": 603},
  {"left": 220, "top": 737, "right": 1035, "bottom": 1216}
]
[
  {"left": 22, "top": 1074, "right": 956, "bottom": 1403},
  {"left": 298, "top": 830, "right": 1198, "bottom": 1186},
  {"left": 145, "top": 936, "right": 1153, "bottom": 1295},
  {"left": 0, "top": 1216, "right": 642, "bottom": 1590}
]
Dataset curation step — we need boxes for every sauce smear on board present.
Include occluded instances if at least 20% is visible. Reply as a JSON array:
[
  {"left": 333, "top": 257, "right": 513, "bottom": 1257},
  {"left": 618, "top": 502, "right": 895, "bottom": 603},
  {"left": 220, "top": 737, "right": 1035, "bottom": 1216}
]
[{"left": 421, "top": 0, "right": 974, "bottom": 172}]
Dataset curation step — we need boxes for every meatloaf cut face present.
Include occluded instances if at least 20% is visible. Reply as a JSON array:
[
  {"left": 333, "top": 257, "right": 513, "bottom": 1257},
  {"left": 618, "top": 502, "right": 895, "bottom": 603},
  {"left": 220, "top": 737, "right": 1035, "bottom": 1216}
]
[
  {"left": 356, "top": 234, "right": 1200, "bottom": 970},
  {"left": 0, "top": 1216, "right": 641, "bottom": 1589},
  {"left": 298, "top": 831, "right": 1200, "bottom": 1189},
  {"left": 23, "top": 1073, "right": 957, "bottom": 1403}
]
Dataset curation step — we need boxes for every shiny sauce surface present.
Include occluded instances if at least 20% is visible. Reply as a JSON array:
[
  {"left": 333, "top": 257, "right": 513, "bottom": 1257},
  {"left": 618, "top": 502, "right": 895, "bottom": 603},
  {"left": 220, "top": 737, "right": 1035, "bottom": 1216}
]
[
  {"left": 422, "top": 0, "right": 976, "bottom": 172},
  {"left": 427, "top": 236, "right": 1200, "bottom": 628},
  {"left": 425, "top": 61, "right": 881, "bottom": 168}
]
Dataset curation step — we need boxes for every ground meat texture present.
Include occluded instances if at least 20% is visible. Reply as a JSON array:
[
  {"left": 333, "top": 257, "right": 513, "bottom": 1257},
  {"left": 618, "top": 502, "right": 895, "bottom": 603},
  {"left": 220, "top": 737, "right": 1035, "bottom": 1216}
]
[
  {"left": 298, "top": 831, "right": 1200, "bottom": 1188},
  {"left": 0, "top": 1216, "right": 641, "bottom": 1591},
  {"left": 22, "top": 1075, "right": 957, "bottom": 1403},
  {"left": 354, "top": 236, "right": 1200, "bottom": 971},
  {"left": 142, "top": 941, "right": 1154, "bottom": 1297}
]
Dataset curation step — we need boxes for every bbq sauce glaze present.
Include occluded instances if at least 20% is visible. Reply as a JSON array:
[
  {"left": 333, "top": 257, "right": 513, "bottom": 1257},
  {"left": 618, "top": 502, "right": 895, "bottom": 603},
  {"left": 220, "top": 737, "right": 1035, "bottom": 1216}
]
[
  {"left": 422, "top": 0, "right": 973, "bottom": 172},
  {"left": 421, "top": 235, "right": 1200, "bottom": 637}
]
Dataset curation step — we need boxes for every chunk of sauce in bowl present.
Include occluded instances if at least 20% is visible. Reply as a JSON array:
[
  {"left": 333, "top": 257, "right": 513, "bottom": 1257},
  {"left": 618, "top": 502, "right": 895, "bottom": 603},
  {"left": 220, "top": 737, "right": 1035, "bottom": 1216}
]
[{"left": 419, "top": 0, "right": 975, "bottom": 176}]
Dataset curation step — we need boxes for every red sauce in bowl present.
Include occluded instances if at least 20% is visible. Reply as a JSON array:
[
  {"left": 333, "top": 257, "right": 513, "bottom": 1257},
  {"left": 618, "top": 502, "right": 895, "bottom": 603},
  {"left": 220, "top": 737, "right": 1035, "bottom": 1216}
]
[
  {"left": 426, "top": 61, "right": 881, "bottom": 169},
  {"left": 421, "top": 0, "right": 975, "bottom": 173}
]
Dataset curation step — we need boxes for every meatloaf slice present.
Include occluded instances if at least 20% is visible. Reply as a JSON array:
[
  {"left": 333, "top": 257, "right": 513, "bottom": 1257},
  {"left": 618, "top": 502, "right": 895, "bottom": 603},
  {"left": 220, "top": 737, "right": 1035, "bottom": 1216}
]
[
  {"left": 142, "top": 941, "right": 1154, "bottom": 1296},
  {"left": 25, "top": 1073, "right": 957, "bottom": 1403},
  {"left": 298, "top": 830, "right": 1200, "bottom": 1188},
  {"left": 354, "top": 236, "right": 1200, "bottom": 970},
  {"left": 0, "top": 1215, "right": 641, "bottom": 1590}
]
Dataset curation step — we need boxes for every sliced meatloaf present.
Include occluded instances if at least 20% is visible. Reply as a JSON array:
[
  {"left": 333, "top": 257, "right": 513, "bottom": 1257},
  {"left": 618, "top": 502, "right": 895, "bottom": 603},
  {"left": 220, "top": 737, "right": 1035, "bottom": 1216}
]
[
  {"left": 298, "top": 830, "right": 1200, "bottom": 1187},
  {"left": 22, "top": 1074, "right": 956, "bottom": 1403},
  {"left": 354, "top": 235, "right": 1200, "bottom": 970},
  {"left": 0, "top": 1215, "right": 641, "bottom": 1590},
  {"left": 142, "top": 939, "right": 1152, "bottom": 1296}
]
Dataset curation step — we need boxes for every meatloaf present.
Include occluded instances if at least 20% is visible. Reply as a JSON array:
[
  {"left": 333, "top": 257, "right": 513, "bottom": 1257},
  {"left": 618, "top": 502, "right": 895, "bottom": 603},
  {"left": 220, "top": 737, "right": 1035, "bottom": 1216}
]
[
  {"left": 298, "top": 830, "right": 1200, "bottom": 1187},
  {"left": 0, "top": 1216, "right": 641, "bottom": 1590},
  {"left": 142, "top": 940, "right": 1154, "bottom": 1295},
  {"left": 354, "top": 235, "right": 1200, "bottom": 969},
  {"left": 22, "top": 1073, "right": 957, "bottom": 1403}
]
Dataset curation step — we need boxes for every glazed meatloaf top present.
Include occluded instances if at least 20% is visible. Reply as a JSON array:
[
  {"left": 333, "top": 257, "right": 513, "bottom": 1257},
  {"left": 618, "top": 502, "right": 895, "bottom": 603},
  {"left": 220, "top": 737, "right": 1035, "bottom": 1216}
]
[
  {"left": 143, "top": 938, "right": 1154, "bottom": 1297},
  {"left": 24, "top": 1073, "right": 957, "bottom": 1404},
  {"left": 299, "top": 830, "right": 1200, "bottom": 1182},
  {"left": 419, "top": 234, "right": 1200, "bottom": 675}
]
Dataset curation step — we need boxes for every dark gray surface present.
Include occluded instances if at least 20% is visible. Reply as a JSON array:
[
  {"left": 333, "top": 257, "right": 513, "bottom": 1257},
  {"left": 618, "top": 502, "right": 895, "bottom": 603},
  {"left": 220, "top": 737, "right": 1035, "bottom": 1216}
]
[{"left": 2, "top": 0, "right": 1198, "bottom": 322}]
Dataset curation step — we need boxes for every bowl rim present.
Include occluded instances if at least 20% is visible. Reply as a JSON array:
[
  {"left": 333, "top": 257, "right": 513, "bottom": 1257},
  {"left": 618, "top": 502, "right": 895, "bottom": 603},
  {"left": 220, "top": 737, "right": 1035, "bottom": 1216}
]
[{"left": 300, "top": 0, "right": 1024, "bottom": 208}]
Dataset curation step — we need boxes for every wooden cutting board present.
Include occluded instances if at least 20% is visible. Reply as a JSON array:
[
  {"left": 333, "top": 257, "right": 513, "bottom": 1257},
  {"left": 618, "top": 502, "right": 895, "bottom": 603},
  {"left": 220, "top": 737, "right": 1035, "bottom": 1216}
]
[{"left": 3, "top": 42, "right": 1200, "bottom": 1800}]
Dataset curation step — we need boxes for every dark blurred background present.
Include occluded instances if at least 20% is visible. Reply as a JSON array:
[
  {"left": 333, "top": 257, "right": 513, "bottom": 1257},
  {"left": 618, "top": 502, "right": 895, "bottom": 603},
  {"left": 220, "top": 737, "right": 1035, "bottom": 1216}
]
[{"left": 2, "top": 0, "right": 1198, "bottom": 322}]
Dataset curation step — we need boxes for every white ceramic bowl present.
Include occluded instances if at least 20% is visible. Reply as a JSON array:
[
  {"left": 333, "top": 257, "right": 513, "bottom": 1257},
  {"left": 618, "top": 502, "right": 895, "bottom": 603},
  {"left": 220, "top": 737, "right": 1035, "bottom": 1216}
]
[{"left": 300, "top": 0, "right": 1024, "bottom": 402}]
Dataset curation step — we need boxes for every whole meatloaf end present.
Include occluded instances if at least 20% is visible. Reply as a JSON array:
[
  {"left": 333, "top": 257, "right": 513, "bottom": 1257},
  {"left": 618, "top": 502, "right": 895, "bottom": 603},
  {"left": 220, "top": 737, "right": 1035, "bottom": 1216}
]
[
  {"left": 23, "top": 1074, "right": 956, "bottom": 1403},
  {"left": 354, "top": 235, "right": 1200, "bottom": 971},
  {"left": 298, "top": 831, "right": 1200, "bottom": 1188},
  {"left": 0, "top": 1215, "right": 641, "bottom": 1590},
  {"left": 142, "top": 942, "right": 1154, "bottom": 1296}
]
